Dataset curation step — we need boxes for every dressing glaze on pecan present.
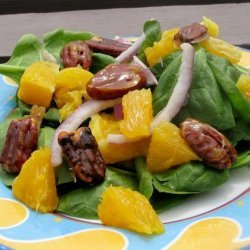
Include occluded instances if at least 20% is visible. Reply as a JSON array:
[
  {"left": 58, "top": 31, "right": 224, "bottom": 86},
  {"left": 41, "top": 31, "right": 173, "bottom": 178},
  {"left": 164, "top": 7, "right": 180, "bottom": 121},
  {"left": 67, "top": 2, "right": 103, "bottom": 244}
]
[
  {"left": 174, "top": 23, "right": 208, "bottom": 44},
  {"left": 58, "top": 127, "right": 106, "bottom": 184},
  {"left": 180, "top": 119, "right": 237, "bottom": 169},
  {"left": 85, "top": 36, "right": 130, "bottom": 56},
  {"left": 0, "top": 117, "right": 38, "bottom": 174}
]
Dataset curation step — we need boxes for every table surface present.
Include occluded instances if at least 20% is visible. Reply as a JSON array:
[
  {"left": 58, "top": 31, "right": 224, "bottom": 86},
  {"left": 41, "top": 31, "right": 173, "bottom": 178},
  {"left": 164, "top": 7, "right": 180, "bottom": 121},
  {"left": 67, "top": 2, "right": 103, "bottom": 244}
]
[{"left": 0, "top": 3, "right": 249, "bottom": 58}]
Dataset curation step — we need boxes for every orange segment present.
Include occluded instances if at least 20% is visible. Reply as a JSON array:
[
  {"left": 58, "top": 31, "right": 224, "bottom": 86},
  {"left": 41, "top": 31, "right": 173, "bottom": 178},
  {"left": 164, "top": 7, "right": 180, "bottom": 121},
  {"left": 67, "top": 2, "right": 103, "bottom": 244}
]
[
  {"left": 145, "top": 28, "right": 179, "bottom": 67},
  {"left": 201, "top": 16, "right": 219, "bottom": 37},
  {"left": 12, "top": 147, "right": 58, "bottom": 212},
  {"left": 201, "top": 37, "right": 241, "bottom": 64},
  {"left": 236, "top": 74, "right": 250, "bottom": 101},
  {"left": 18, "top": 61, "right": 59, "bottom": 108},
  {"left": 98, "top": 186, "right": 164, "bottom": 234},
  {"left": 120, "top": 89, "right": 153, "bottom": 139},
  {"left": 89, "top": 113, "right": 149, "bottom": 164},
  {"left": 147, "top": 122, "right": 199, "bottom": 173}
]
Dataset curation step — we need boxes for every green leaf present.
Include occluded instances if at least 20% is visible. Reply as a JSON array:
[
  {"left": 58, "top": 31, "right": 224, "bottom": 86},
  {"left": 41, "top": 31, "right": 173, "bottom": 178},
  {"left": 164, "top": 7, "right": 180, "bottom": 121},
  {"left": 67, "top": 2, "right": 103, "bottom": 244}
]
[
  {"left": 150, "top": 50, "right": 182, "bottom": 79},
  {"left": 152, "top": 54, "right": 182, "bottom": 115},
  {"left": 0, "top": 168, "right": 16, "bottom": 186},
  {"left": 0, "top": 108, "right": 23, "bottom": 152},
  {"left": 231, "top": 150, "right": 250, "bottom": 169},
  {"left": 138, "top": 19, "right": 162, "bottom": 64},
  {"left": 153, "top": 162, "right": 230, "bottom": 194},
  {"left": 17, "top": 99, "right": 31, "bottom": 114},
  {"left": 44, "top": 108, "right": 60, "bottom": 122},
  {"left": 90, "top": 53, "right": 116, "bottom": 73},
  {"left": 135, "top": 157, "right": 154, "bottom": 199},
  {"left": 174, "top": 48, "right": 235, "bottom": 130},
  {"left": 43, "top": 29, "right": 94, "bottom": 64},
  {"left": 56, "top": 161, "right": 74, "bottom": 185},
  {"left": 38, "top": 127, "right": 55, "bottom": 148},
  {"left": 209, "top": 61, "right": 250, "bottom": 123},
  {"left": 57, "top": 167, "right": 138, "bottom": 219},
  {"left": 0, "top": 34, "right": 43, "bottom": 83}
]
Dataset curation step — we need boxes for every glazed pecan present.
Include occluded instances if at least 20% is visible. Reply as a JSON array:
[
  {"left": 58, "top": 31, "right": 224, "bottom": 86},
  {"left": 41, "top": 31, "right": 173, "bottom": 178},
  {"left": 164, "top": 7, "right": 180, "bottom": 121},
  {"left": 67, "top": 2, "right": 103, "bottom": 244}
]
[
  {"left": 60, "top": 41, "right": 92, "bottom": 69},
  {"left": 174, "top": 23, "right": 208, "bottom": 44},
  {"left": 0, "top": 117, "right": 38, "bottom": 174},
  {"left": 180, "top": 119, "right": 237, "bottom": 169},
  {"left": 85, "top": 36, "right": 130, "bottom": 56},
  {"left": 58, "top": 127, "right": 106, "bottom": 184}
]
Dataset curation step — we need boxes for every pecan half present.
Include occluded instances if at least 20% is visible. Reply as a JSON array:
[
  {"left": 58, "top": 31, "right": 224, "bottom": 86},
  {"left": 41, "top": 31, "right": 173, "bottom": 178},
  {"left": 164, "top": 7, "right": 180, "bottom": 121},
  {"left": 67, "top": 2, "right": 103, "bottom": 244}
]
[
  {"left": 180, "top": 119, "right": 237, "bottom": 169},
  {"left": 58, "top": 127, "right": 106, "bottom": 184},
  {"left": 174, "top": 23, "right": 208, "bottom": 44},
  {"left": 0, "top": 117, "right": 38, "bottom": 174},
  {"left": 85, "top": 36, "right": 130, "bottom": 56}
]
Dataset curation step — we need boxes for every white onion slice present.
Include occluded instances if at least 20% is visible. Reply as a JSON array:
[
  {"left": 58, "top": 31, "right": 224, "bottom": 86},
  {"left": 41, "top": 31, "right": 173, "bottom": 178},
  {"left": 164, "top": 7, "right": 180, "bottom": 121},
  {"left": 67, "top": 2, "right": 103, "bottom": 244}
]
[
  {"left": 51, "top": 99, "right": 119, "bottom": 167},
  {"left": 116, "top": 33, "right": 146, "bottom": 63},
  {"left": 151, "top": 43, "right": 195, "bottom": 128},
  {"left": 131, "top": 56, "right": 158, "bottom": 86},
  {"left": 107, "top": 134, "right": 143, "bottom": 144}
]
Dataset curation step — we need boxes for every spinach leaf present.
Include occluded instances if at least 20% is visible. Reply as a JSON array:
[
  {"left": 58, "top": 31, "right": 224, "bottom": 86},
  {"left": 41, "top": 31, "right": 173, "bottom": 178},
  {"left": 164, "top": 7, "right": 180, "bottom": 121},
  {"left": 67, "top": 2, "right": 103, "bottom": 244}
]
[
  {"left": 0, "top": 34, "right": 43, "bottom": 83},
  {"left": 153, "top": 162, "right": 230, "bottom": 193},
  {"left": 150, "top": 51, "right": 182, "bottom": 79},
  {"left": 231, "top": 150, "right": 250, "bottom": 169},
  {"left": 43, "top": 29, "right": 94, "bottom": 64},
  {"left": 153, "top": 55, "right": 182, "bottom": 115},
  {"left": 225, "top": 119, "right": 250, "bottom": 146},
  {"left": 17, "top": 99, "right": 31, "bottom": 114},
  {"left": 151, "top": 192, "right": 191, "bottom": 213},
  {"left": 135, "top": 157, "right": 154, "bottom": 199},
  {"left": 0, "top": 168, "right": 16, "bottom": 186},
  {"left": 90, "top": 53, "right": 116, "bottom": 73},
  {"left": 209, "top": 61, "right": 250, "bottom": 123},
  {"left": 38, "top": 127, "right": 55, "bottom": 148},
  {"left": 44, "top": 108, "right": 60, "bottom": 122},
  {"left": 174, "top": 48, "right": 235, "bottom": 130},
  {"left": 0, "top": 108, "right": 23, "bottom": 152},
  {"left": 56, "top": 161, "right": 74, "bottom": 185},
  {"left": 57, "top": 167, "right": 138, "bottom": 219},
  {"left": 138, "top": 19, "right": 162, "bottom": 64}
]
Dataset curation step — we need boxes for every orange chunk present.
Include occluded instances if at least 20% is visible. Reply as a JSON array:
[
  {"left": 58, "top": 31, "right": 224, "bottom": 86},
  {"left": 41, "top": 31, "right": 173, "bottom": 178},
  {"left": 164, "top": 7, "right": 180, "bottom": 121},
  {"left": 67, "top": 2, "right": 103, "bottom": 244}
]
[
  {"left": 201, "top": 16, "right": 219, "bottom": 37},
  {"left": 201, "top": 37, "right": 241, "bottom": 64},
  {"left": 145, "top": 28, "right": 179, "bottom": 67},
  {"left": 89, "top": 113, "right": 149, "bottom": 164},
  {"left": 12, "top": 147, "right": 58, "bottom": 212},
  {"left": 18, "top": 61, "right": 59, "bottom": 108},
  {"left": 120, "top": 89, "right": 153, "bottom": 139},
  {"left": 236, "top": 74, "right": 250, "bottom": 101},
  {"left": 98, "top": 186, "right": 164, "bottom": 234},
  {"left": 147, "top": 122, "right": 199, "bottom": 173}
]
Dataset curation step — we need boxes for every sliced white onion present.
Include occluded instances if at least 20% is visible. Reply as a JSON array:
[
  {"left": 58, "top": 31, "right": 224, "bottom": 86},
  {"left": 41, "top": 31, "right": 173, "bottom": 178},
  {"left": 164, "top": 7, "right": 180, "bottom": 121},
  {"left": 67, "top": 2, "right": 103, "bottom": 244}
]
[
  {"left": 131, "top": 56, "right": 158, "bottom": 86},
  {"left": 51, "top": 99, "right": 119, "bottom": 167},
  {"left": 151, "top": 43, "right": 195, "bottom": 128},
  {"left": 107, "top": 134, "right": 143, "bottom": 144},
  {"left": 116, "top": 33, "right": 146, "bottom": 63}
]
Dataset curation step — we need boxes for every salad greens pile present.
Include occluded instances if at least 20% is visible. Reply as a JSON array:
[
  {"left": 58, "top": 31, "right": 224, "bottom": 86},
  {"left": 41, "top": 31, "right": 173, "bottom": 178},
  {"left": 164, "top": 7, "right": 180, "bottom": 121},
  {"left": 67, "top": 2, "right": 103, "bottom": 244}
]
[{"left": 0, "top": 19, "right": 250, "bottom": 220}]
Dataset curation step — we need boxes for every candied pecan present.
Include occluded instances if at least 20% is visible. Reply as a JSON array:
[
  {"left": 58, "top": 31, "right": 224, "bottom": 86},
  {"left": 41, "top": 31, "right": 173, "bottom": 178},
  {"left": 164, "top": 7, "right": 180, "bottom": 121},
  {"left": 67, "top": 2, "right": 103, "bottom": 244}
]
[
  {"left": 86, "top": 64, "right": 146, "bottom": 100},
  {"left": 174, "top": 23, "right": 208, "bottom": 44},
  {"left": 85, "top": 36, "right": 130, "bottom": 56},
  {"left": 0, "top": 117, "right": 38, "bottom": 174},
  {"left": 60, "top": 41, "right": 92, "bottom": 69},
  {"left": 180, "top": 119, "right": 237, "bottom": 169},
  {"left": 58, "top": 127, "right": 106, "bottom": 184}
]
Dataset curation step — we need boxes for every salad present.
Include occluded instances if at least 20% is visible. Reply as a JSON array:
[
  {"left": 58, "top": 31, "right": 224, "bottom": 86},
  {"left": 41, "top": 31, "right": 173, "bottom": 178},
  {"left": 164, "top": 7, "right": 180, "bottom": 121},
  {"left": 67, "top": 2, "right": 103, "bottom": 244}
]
[{"left": 0, "top": 17, "right": 249, "bottom": 235}]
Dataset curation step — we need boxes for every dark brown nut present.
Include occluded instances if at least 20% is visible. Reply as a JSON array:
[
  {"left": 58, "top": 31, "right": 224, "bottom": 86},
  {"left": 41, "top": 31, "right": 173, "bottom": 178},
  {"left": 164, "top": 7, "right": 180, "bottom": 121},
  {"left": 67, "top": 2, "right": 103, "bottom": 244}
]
[
  {"left": 85, "top": 36, "right": 130, "bottom": 57},
  {"left": 58, "top": 127, "right": 106, "bottom": 185},
  {"left": 86, "top": 64, "right": 146, "bottom": 100},
  {"left": 174, "top": 23, "right": 208, "bottom": 44},
  {"left": 0, "top": 117, "right": 38, "bottom": 174},
  {"left": 60, "top": 41, "right": 92, "bottom": 69},
  {"left": 180, "top": 119, "right": 237, "bottom": 169}
]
